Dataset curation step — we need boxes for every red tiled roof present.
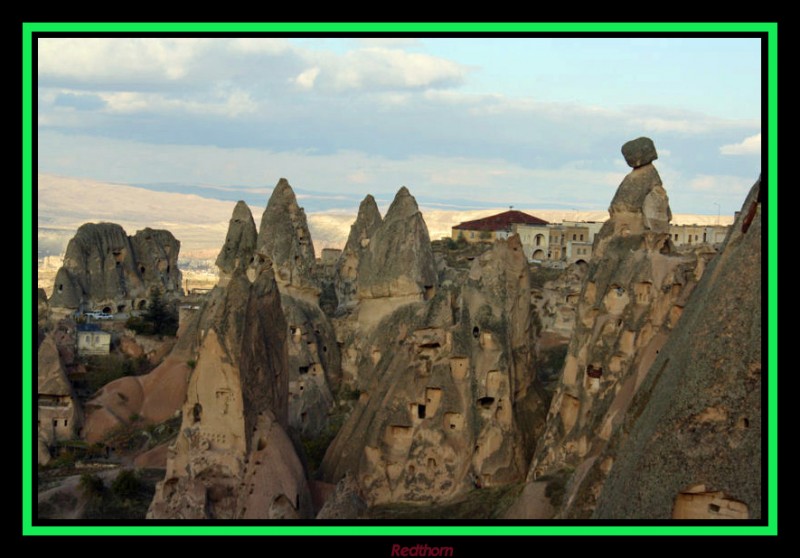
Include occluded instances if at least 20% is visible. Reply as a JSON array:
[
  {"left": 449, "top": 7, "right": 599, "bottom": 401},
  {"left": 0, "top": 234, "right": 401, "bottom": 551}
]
[{"left": 452, "top": 210, "right": 549, "bottom": 231}]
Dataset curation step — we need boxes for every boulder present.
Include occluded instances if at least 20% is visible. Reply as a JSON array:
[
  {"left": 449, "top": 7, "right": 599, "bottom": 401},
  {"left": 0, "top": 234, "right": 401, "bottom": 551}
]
[{"left": 621, "top": 136, "right": 658, "bottom": 168}]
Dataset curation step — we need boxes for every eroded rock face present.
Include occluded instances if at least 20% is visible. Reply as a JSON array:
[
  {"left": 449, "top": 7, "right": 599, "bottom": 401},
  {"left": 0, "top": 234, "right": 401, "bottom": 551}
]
[
  {"left": 48, "top": 223, "right": 182, "bottom": 312},
  {"left": 357, "top": 187, "right": 436, "bottom": 307},
  {"left": 519, "top": 138, "right": 707, "bottom": 518},
  {"left": 320, "top": 235, "right": 545, "bottom": 506},
  {"left": 257, "top": 179, "right": 320, "bottom": 303},
  {"left": 591, "top": 177, "right": 762, "bottom": 520},
  {"left": 148, "top": 264, "right": 311, "bottom": 519},
  {"left": 283, "top": 294, "right": 341, "bottom": 437},
  {"left": 216, "top": 200, "right": 258, "bottom": 286},
  {"left": 335, "top": 195, "right": 383, "bottom": 311},
  {"left": 38, "top": 335, "right": 82, "bottom": 464}
]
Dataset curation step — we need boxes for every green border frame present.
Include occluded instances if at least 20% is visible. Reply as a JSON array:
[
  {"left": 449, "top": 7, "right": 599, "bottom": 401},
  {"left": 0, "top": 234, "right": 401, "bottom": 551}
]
[{"left": 23, "top": 22, "right": 777, "bottom": 536}]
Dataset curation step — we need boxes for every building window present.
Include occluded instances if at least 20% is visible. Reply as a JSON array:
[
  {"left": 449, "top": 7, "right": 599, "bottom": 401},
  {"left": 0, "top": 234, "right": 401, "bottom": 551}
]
[
  {"left": 695, "top": 235, "right": 699, "bottom": 241},
  {"left": 64, "top": 419, "right": 68, "bottom": 427},
  {"left": 674, "top": 234, "right": 678, "bottom": 240},
  {"left": 580, "top": 234, "right": 584, "bottom": 241},
  {"left": 470, "top": 232, "right": 475, "bottom": 239},
  {"left": 572, "top": 234, "right": 577, "bottom": 241},
  {"left": 85, "top": 335, "right": 90, "bottom": 343}
]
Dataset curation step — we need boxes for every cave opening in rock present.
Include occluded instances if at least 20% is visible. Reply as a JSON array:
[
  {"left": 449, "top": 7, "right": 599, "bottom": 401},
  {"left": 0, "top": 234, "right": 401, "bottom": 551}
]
[{"left": 477, "top": 396, "right": 495, "bottom": 409}]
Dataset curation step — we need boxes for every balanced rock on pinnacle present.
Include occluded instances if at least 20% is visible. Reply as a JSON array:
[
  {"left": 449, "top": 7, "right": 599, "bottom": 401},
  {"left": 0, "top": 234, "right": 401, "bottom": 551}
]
[{"left": 621, "top": 137, "right": 658, "bottom": 168}]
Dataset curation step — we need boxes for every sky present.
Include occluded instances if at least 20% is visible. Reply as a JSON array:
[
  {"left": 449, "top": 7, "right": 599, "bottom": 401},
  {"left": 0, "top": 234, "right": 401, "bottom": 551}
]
[{"left": 37, "top": 36, "right": 762, "bottom": 222}]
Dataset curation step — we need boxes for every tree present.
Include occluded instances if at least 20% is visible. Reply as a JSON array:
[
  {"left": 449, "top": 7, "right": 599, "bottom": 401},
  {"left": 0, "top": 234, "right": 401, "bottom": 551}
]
[{"left": 127, "top": 287, "right": 178, "bottom": 336}]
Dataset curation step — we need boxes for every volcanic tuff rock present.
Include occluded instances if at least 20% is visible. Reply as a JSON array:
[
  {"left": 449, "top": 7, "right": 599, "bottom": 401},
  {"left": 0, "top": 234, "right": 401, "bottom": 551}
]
[
  {"left": 335, "top": 194, "right": 383, "bottom": 311},
  {"left": 517, "top": 138, "right": 707, "bottom": 518},
  {"left": 596, "top": 138, "right": 670, "bottom": 247},
  {"left": 283, "top": 293, "right": 341, "bottom": 436},
  {"left": 216, "top": 200, "right": 258, "bottom": 285},
  {"left": 242, "top": 186, "right": 341, "bottom": 436},
  {"left": 357, "top": 187, "right": 436, "bottom": 303},
  {"left": 333, "top": 187, "right": 437, "bottom": 388},
  {"left": 257, "top": 178, "right": 320, "bottom": 303},
  {"left": 591, "top": 177, "right": 762, "bottom": 519},
  {"left": 621, "top": 136, "right": 658, "bottom": 168},
  {"left": 49, "top": 223, "right": 182, "bottom": 313},
  {"left": 38, "top": 335, "right": 82, "bottom": 464},
  {"left": 320, "top": 235, "right": 546, "bottom": 506},
  {"left": 148, "top": 261, "right": 311, "bottom": 519}
]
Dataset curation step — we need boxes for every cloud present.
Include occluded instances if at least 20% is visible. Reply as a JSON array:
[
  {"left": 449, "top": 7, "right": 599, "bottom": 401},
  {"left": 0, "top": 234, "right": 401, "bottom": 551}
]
[
  {"left": 354, "top": 38, "right": 421, "bottom": 48},
  {"left": 720, "top": 132, "right": 761, "bottom": 155},
  {"left": 294, "top": 67, "right": 320, "bottom": 90},
  {"left": 38, "top": 38, "right": 209, "bottom": 82},
  {"left": 94, "top": 87, "right": 258, "bottom": 117},
  {"left": 321, "top": 48, "right": 468, "bottom": 91},
  {"left": 228, "top": 37, "right": 292, "bottom": 55}
]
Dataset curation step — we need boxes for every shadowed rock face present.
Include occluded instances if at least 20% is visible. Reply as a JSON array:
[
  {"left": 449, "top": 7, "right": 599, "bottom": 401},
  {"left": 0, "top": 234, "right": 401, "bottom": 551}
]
[
  {"left": 590, "top": 177, "right": 762, "bottom": 520},
  {"left": 147, "top": 198, "right": 312, "bottom": 519},
  {"left": 49, "top": 223, "right": 182, "bottom": 312},
  {"left": 335, "top": 194, "right": 383, "bottom": 311},
  {"left": 148, "top": 264, "right": 311, "bottom": 519},
  {"left": 257, "top": 178, "right": 320, "bottom": 303},
  {"left": 516, "top": 138, "right": 710, "bottom": 519},
  {"left": 216, "top": 200, "right": 258, "bottom": 284},
  {"left": 320, "top": 235, "right": 546, "bottom": 506},
  {"left": 283, "top": 294, "right": 341, "bottom": 436}
]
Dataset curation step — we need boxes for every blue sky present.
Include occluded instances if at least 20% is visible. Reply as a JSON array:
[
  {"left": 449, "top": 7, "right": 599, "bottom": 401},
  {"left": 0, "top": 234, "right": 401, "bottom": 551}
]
[{"left": 37, "top": 36, "right": 762, "bottom": 216}]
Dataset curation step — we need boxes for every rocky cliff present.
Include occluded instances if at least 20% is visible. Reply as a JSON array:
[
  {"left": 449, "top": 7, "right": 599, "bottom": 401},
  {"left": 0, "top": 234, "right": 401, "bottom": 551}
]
[
  {"left": 257, "top": 178, "right": 320, "bottom": 303},
  {"left": 335, "top": 194, "right": 383, "bottom": 311},
  {"left": 148, "top": 261, "right": 311, "bottom": 519},
  {"left": 590, "top": 177, "right": 762, "bottom": 519},
  {"left": 48, "top": 223, "right": 182, "bottom": 313},
  {"left": 320, "top": 234, "right": 546, "bottom": 506},
  {"left": 514, "top": 138, "right": 713, "bottom": 518},
  {"left": 144, "top": 199, "right": 312, "bottom": 518},
  {"left": 216, "top": 200, "right": 258, "bottom": 286}
]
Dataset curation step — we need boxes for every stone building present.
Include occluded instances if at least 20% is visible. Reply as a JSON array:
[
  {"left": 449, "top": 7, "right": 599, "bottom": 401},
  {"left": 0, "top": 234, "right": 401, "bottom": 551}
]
[
  {"left": 76, "top": 323, "right": 111, "bottom": 356},
  {"left": 452, "top": 210, "right": 549, "bottom": 244}
]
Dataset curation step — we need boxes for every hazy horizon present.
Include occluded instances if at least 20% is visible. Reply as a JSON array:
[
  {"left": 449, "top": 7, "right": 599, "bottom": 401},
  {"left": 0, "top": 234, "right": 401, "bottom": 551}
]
[{"left": 38, "top": 37, "right": 761, "bottom": 237}]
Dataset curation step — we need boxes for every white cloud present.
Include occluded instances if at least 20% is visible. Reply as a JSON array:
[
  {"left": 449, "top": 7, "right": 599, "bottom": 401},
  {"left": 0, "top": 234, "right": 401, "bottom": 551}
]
[
  {"left": 720, "top": 132, "right": 761, "bottom": 155},
  {"left": 38, "top": 38, "right": 208, "bottom": 81},
  {"left": 323, "top": 48, "right": 467, "bottom": 91},
  {"left": 95, "top": 88, "right": 257, "bottom": 117},
  {"left": 228, "top": 37, "right": 292, "bottom": 55},
  {"left": 354, "top": 38, "right": 421, "bottom": 48},
  {"left": 294, "top": 67, "right": 320, "bottom": 90}
]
